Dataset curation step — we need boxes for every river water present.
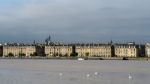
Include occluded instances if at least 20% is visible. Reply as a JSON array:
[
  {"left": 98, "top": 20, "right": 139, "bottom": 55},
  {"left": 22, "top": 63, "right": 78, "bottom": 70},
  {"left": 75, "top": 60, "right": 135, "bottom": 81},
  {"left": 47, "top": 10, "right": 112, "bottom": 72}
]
[{"left": 0, "top": 59, "right": 150, "bottom": 84}]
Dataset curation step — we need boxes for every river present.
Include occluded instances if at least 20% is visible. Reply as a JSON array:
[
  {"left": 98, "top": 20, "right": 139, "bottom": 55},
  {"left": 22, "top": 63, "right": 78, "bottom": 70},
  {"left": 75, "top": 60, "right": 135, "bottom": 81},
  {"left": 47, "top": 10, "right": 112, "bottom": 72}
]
[{"left": 0, "top": 59, "right": 150, "bottom": 84}]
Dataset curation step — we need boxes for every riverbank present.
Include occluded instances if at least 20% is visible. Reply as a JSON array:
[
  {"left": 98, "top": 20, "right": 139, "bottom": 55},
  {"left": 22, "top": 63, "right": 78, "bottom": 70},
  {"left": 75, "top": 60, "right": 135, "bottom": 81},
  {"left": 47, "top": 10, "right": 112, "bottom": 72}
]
[{"left": 0, "top": 56, "right": 150, "bottom": 61}]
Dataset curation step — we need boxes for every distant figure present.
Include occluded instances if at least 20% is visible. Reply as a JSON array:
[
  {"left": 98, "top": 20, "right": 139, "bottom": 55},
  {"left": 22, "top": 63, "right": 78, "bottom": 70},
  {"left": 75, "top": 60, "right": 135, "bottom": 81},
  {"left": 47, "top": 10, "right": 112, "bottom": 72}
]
[
  {"left": 94, "top": 72, "right": 99, "bottom": 76},
  {"left": 128, "top": 74, "right": 132, "bottom": 79},
  {"left": 86, "top": 74, "right": 90, "bottom": 78},
  {"left": 59, "top": 73, "right": 63, "bottom": 76}
]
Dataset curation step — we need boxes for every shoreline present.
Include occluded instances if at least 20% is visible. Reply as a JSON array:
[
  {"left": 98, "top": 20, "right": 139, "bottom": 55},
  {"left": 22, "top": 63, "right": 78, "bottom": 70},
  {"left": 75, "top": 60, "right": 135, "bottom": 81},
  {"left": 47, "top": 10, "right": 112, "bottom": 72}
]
[{"left": 0, "top": 57, "right": 150, "bottom": 61}]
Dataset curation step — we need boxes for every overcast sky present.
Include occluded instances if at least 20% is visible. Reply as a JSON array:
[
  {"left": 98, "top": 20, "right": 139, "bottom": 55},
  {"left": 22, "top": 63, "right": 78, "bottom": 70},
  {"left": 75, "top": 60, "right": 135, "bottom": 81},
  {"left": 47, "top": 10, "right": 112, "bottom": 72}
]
[{"left": 0, "top": 0, "right": 150, "bottom": 43}]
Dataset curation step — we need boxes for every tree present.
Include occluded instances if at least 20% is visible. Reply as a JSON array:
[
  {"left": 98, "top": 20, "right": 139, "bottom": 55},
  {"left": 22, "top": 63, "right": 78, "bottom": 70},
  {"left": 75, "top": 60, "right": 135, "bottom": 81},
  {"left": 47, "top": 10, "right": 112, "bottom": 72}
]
[
  {"left": 59, "top": 53, "right": 63, "bottom": 57},
  {"left": 43, "top": 54, "right": 46, "bottom": 57},
  {"left": 30, "top": 53, "right": 33, "bottom": 56},
  {"left": 85, "top": 52, "right": 89, "bottom": 57},
  {"left": 70, "top": 52, "right": 78, "bottom": 57},
  {"left": 64, "top": 53, "right": 68, "bottom": 57},
  {"left": 19, "top": 53, "right": 26, "bottom": 56},
  {"left": 8, "top": 52, "right": 14, "bottom": 57},
  {"left": 31, "top": 52, "right": 38, "bottom": 56},
  {"left": 19, "top": 53, "right": 26, "bottom": 58},
  {"left": 53, "top": 53, "right": 59, "bottom": 57},
  {"left": 0, "top": 53, "right": 2, "bottom": 57}
]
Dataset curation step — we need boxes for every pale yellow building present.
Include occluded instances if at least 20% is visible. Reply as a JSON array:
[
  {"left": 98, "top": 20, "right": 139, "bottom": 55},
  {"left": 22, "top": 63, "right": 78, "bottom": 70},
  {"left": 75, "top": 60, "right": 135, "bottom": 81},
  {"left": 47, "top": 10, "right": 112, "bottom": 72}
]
[
  {"left": 45, "top": 45, "right": 72, "bottom": 57},
  {"left": 3, "top": 45, "right": 36, "bottom": 57},
  {"left": 76, "top": 44, "right": 113, "bottom": 57},
  {"left": 114, "top": 43, "right": 138, "bottom": 57},
  {"left": 145, "top": 43, "right": 150, "bottom": 57},
  {"left": 2, "top": 42, "right": 146, "bottom": 58}
]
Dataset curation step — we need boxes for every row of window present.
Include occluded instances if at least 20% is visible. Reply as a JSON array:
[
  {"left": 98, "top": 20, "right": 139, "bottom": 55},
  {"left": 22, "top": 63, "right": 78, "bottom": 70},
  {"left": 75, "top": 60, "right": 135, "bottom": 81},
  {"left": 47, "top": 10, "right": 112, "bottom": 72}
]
[
  {"left": 115, "top": 46, "right": 136, "bottom": 48},
  {"left": 46, "top": 49, "right": 72, "bottom": 52}
]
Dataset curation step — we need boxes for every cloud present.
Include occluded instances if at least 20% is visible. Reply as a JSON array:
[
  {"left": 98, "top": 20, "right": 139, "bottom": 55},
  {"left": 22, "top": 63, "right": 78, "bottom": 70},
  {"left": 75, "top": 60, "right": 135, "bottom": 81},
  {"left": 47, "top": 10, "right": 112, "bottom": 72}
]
[{"left": 0, "top": 0, "right": 150, "bottom": 43}]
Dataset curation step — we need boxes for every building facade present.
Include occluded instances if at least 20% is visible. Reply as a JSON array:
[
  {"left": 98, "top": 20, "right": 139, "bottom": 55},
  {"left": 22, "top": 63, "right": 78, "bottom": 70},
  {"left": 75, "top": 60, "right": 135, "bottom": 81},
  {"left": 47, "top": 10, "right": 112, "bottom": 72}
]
[
  {"left": 138, "top": 44, "right": 145, "bottom": 57},
  {"left": 114, "top": 43, "right": 138, "bottom": 57},
  {"left": 0, "top": 42, "right": 148, "bottom": 58},
  {"left": 75, "top": 44, "right": 113, "bottom": 57},
  {"left": 145, "top": 43, "right": 150, "bottom": 57},
  {"left": 3, "top": 45, "right": 36, "bottom": 57},
  {"left": 45, "top": 45, "right": 72, "bottom": 57},
  {"left": 36, "top": 45, "right": 45, "bottom": 56},
  {"left": 0, "top": 45, "right": 2, "bottom": 56}
]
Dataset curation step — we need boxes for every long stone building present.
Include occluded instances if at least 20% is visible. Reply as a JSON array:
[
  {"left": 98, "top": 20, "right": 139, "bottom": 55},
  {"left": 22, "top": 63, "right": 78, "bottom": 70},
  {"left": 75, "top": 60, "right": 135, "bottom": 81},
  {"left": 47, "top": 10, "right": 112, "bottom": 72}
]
[
  {"left": 0, "top": 42, "right": 148, "bottom": 58},
  {"left": 3, "top": 44, "right": 36, "bottom": 57},
  {"left": 75, "top": 43, "right": 114, "bottom": 57},
  {"left": 114, "top": 43, "right": 138, "bottom": 57},
  {"left": 45, "top": 44, "right": 72, "bottom": 57}
]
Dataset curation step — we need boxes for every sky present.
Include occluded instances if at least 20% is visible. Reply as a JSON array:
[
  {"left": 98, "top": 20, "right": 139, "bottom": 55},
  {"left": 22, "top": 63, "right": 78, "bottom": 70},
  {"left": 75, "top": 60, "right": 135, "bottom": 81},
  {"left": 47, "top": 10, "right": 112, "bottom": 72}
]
[{"left": 0, "top": 0, "right": 150, "bottom": 43}]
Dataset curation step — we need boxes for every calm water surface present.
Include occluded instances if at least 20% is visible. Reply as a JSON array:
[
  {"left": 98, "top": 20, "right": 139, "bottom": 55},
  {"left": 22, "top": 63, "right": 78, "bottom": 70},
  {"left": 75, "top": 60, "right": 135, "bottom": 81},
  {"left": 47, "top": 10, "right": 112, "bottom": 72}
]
[{"left": 0, "top": 59, "right": 150, "bottom": 84}]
